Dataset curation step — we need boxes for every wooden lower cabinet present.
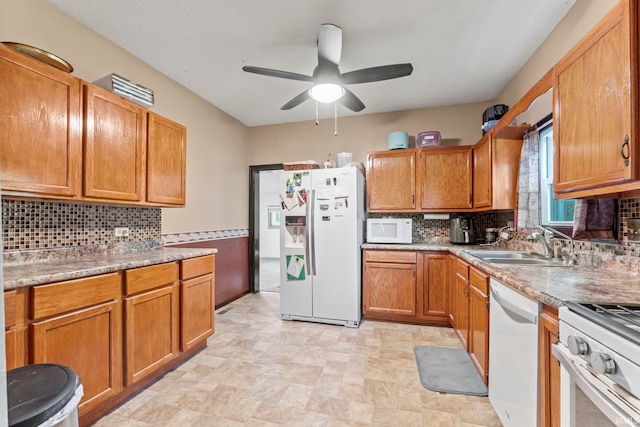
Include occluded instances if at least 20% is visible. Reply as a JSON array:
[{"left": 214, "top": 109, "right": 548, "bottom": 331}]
[
  {"left": 363, "top": 250, "right": 450, "bottom": 325},
  {"left": 453, "top": 258, "right": 470, "bottom": 349},
  {"left": 124, "top": 263, "right": 180, "bottom": 385},
  {"left": 363, "top": 257, "right": 417, "bottom": 318},
  {"left": 418, "top": 252, "right": 450, "bottom": 324},
  {"left": 5, "top": 256, "right": 215, "bottom": 426},
  {"left": 539, "top": 305, "right": 561, "bottom": 427},
  {"left": 5, "top": 288, "right": 28, "bottom": 370},
  {"left": 180, "top": 255, "right": 216, "bottom": 351},
  {"left": 469, "top": 267, "right": 489, "bottom": 385},
  {"left": 30, "top": 273, "right": 123, "bottom": 414}
]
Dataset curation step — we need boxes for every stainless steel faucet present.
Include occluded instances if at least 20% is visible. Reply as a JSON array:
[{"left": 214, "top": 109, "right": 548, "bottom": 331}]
[
  {"left": 527, "top": 230, "right": 554, "bottom": 258},
  {"left": 527, "top": 226, "right": 578, "bottom": 265}
]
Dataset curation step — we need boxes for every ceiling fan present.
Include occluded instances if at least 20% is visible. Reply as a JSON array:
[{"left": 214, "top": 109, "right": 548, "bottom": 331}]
[{"left": 242, "top": 23, "right": 413, "bottom": 112}]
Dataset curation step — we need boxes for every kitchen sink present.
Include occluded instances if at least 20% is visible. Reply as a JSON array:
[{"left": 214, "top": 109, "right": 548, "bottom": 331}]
[{"left": 464, "top": 250, "right": 569, "bottom": 267}]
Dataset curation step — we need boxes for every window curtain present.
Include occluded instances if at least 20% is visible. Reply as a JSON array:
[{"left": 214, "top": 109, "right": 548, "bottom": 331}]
[
  {"left": 515, "top": 128, "right": 541, "bottom": 229},
  {"left": 572, "top": 199, "right": 615, "bottom": 239}
]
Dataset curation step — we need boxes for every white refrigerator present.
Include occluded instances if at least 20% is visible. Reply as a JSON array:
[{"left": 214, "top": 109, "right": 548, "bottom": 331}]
[{"left": 279, "top": 167, "right": 365, "bottom": 327}]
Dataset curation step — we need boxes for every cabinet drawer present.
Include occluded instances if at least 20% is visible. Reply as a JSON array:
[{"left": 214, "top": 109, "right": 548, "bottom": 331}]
[
  {"left": 125, "top": 262, "right": 179, "bottom": 296},
  {"left": 5, "top": 290, "right": 16, "bottom": 329},
  {"left": 469, "top": 267, "right": 488, "bottom": 294},
  {"left": 181, "top": 255, "right": 215, "bottom": 280},
  {"left": 32, "top": 273, "right": 121, "bottom": 319},
  {"left": 455, "top": 258, "right": 469, "bottom": 279},
  {"left": 364, "top": 250, "right": 416, "bottom": 264}
]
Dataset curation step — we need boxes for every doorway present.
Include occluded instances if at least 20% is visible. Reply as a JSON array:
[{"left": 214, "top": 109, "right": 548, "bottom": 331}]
[{"left": 249, "top": 164, "right": 283, "bottom": 293}]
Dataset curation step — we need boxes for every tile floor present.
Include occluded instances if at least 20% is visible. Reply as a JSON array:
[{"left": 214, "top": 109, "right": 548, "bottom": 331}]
[{"left": 93, "top": 293, "right": 502, "bottom": 426}]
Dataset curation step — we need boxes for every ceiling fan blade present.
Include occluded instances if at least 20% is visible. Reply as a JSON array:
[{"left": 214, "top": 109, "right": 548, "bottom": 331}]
[
  {"left": 340, "top": 63, "right": 413, "bottom": 84},
  {"left": 242, "top": 66, "right": 313, "bottom": 82},
  {"left": 318, "top": 23, "right": 342, "bottom": 66},
  {"left": 339, "top": 88, "right": 365, "bottom": 112},
  {"left": 281, "top": 90, "right": 311, "bottom": 110}
]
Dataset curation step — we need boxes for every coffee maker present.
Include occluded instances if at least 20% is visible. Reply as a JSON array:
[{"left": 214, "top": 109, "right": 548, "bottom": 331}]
[{"left": 449, "top": 216, "right": 476, "bottom": 244}]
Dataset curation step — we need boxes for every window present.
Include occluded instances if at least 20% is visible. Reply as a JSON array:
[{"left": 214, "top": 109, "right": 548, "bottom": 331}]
[
  {"left": 267, "top": 206, "right": 280, "bottom": 229},
  {"left": 539, "top": 122, "right": 575, "bottom": 226}
]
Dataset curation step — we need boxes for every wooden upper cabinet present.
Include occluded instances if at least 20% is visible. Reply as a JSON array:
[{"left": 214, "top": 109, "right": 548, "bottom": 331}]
[
  {"left": 147, "top": 113, "right": 187, "bottom": 205},
  {"left": 473, "top": 127, "right": 524, "bottom": 211},
  {"left": 367, "top": 150, "right": 416, "bottom": 211},
  {"left": 554, "top": 0, "right": 637, "bottom": 197},
  {"left": 0, "top": 43, "right": 82, "bottom": 197},
  {"left": 418, "top": 146, "right": 473, "bottom": 211},
  {"left": 83, "top": 83, "right": 146, "bottom": 202},
  {"left": 473, "top": 133, "right": 492, "bottom": 209}
]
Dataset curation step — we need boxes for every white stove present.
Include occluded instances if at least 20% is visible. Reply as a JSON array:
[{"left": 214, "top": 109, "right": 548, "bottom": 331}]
[{"left": 554, "top": 302, "right": 640, "bottom": 426}]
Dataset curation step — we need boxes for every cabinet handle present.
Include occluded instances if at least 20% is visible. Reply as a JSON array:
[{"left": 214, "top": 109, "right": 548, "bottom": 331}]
[
  {"left": 621, "top": 135, "right": 630, "bottom": 167},
  {"left": 413, "top": 267, "right": 416, "bottom": 278},
  {"left": 486, "top": 189, "right": 490, "bottom": 200},
  {"left": 469, "top": 193, "right": 472, "bottom": 204},
  {"left": 412, "top": 194, "right": 415, "bottom": 205}
]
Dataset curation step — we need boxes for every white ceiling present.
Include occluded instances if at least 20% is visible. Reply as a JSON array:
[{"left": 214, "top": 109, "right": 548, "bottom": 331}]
[{"left": 48, "top": 0, "right": 576, "bottom": 127}]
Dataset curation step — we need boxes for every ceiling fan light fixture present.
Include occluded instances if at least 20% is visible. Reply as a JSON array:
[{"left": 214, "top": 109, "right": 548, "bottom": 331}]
[{"left": 309, "top": 83, "right": 345, "bottom": 103}]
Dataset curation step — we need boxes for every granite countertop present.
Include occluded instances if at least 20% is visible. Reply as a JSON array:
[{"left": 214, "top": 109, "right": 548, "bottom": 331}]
[
  {"left": 3, "top": 247, "right": 218, "bottom": 290},
  {"left": 363, "top": 243, "right": 640, "bottom": 308}
]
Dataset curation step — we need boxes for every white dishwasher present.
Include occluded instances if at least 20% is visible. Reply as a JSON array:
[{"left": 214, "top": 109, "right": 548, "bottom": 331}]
[{"left": 488, "top": 278, "right": 541, "bottom": 427}]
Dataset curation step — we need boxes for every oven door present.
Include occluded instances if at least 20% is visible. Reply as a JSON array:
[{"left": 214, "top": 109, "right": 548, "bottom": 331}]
[{"left": 552, "top": 344, "right": 640, "bottom": 426}]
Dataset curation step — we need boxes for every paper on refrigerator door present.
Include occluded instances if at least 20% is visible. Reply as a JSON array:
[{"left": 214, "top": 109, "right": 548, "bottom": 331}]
[
  {"left": 280, "top": 193, "right": 298, "bottom": 211},
  {"left": 286, "top": 255, "right": 305, "bottom": 280}
]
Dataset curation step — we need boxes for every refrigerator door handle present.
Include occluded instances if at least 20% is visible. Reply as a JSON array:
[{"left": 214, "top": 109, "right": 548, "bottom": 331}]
[
  {"left": 305, "top": 191, "right": 312, "bottom": 275},
  {"left": 309, "top": 189, "right": 317, "bottom": 276}
]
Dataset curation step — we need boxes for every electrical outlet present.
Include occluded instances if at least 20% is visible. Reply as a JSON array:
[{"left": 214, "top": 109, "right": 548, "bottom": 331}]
[{"left": 114, "top": 227, "right": 130, "bottom": 237}]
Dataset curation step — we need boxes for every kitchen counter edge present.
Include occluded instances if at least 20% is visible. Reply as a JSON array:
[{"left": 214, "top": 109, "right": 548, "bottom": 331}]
[{"left": 3, "top": 248, "right": 218, "bottom": 290}]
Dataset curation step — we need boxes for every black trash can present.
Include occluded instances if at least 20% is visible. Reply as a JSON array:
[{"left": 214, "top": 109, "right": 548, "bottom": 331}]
[{"left": 7, "top": 364, "right": 83, "bottom": 427}]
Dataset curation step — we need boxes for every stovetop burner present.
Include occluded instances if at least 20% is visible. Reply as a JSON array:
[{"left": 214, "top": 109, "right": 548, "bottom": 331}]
[{"left": 564, "top": 301, "right": 640, "bottom": 347}]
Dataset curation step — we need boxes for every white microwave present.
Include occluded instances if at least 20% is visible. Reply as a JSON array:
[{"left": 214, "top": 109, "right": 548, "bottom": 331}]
[{"left": 366, "top": 218, "right": 412, "bottom": 244}]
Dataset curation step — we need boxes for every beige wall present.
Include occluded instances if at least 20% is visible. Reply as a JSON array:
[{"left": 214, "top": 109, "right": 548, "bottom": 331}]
[
  {"left": 0, "top": 0, "right": 249, "bottom": 234},
  {"left": 247, "top": 102, "right": 493, "bottom": 166}
]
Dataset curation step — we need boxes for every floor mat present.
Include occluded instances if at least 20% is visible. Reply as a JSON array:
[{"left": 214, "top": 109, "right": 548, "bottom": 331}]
[{"left": 413, "top": 346, "right": 488, "bottom": 396}]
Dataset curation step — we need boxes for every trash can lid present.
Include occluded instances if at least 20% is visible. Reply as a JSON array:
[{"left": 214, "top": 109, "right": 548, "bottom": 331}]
[{"left": 7, "top": 363, "right": 80, "bottom": 427}]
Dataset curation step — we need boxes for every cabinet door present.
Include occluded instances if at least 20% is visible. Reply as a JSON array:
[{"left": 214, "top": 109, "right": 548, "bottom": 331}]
[
  {"left": 147, "top": 113, "right": 186, "bottom": 205},
  {"left": 539, "top": 307, "right": 560, "bottom": 427},
  {"left": 448, "top": 255, "right": 458, "bottom": 328},
  {"left": 419, "top": 253, "right": 449, "bottom": 320},
  {"left": 125, "top": 284, "right": 179, "bottom": 385},
  {"left": 473, "top": 133, "right": 492, "bottom": 208},
  {"left": 363, "top": 262, "right": 416, "bottom": 316},
  {"left": 31, "top": 301, "right": 123, "bottom": 414},
  {"left": 181, "top": 273, "right": 215, "bottom": 351},
  {"left": 469, "top": 268, "right": 489, "bottom": 385},
  {"left": 0, "top": 44, "right": 81, "bottom": 197},
  {"left": 83, "top": 83, "right": 146, "bottom": 201},
  {"left": 367, "top": 150, "right": 416, "bottom": 211},
  {"left": 418, "top": 147, "right": 473, "bottom": 210},
  {"left": 454, "top": 273, "right": 469, "bottom": 350},
  {"left": 553, "top": 0, "right": 636, "bottom": 194}
]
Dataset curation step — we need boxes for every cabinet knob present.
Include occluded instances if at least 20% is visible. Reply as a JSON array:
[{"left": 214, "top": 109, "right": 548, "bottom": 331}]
[
  {"left": 620, "top": 135, "right": 630, "bottom": 167},
  {"left": 567, "top": 335, "right": 589, "bottom": 355},
  {"left": 590, "top": 352, "right": 616, "bottom": 375}
]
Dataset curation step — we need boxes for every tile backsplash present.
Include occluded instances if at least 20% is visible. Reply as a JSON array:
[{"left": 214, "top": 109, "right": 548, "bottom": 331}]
[{"left": 2, "top": 198, "right": 161, "bottom": 252}]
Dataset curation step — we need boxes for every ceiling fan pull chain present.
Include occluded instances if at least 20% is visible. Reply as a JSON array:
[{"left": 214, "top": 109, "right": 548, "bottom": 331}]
[
  {"left": 334, "top": 102, "right": 338, "bottom": 136},
  {"left": 315, "top": 101, "right": 319, "bottom": 125}
]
